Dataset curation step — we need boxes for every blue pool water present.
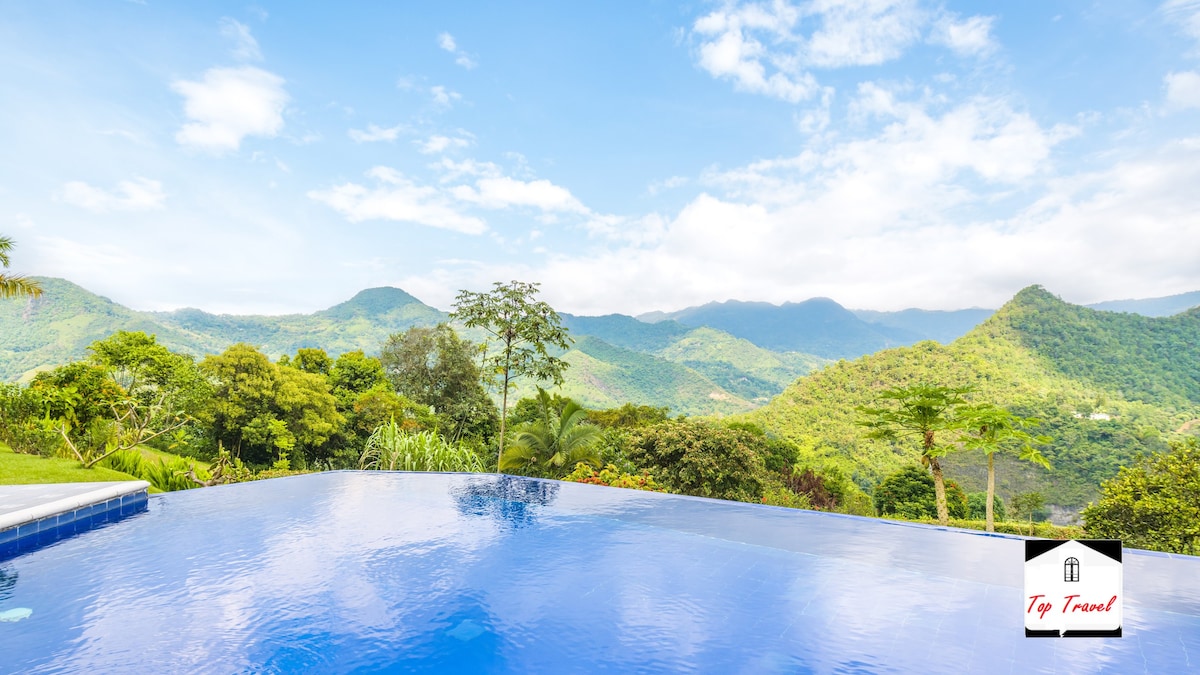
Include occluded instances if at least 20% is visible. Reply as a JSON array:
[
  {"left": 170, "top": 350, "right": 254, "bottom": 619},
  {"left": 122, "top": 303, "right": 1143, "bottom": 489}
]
[{"left": 0, "top": 472, "right": 1197, "bottom": 673}]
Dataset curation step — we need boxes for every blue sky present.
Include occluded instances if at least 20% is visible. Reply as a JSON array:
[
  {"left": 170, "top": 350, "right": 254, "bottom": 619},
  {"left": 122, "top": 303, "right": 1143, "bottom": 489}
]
[{"left": 3, "top": 1, "right": 1199, "bottom": 315}]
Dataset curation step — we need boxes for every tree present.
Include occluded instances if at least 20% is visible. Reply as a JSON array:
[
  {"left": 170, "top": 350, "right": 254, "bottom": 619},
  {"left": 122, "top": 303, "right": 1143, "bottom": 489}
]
[
  {"left": 379, "top": 324, "right": 498, "bottom": 441},
  {"left": 0, "top": 234, "right": 41, "bottom": 299},
  {"left": 858, "top": 383, "right": 971, "bottom": 526},
  {"left": 959, "top": 403, "right": 1051, "bottom": 532},
  {"left": 46, "top": 332, "right": 209, "bottom": 468},
  {"left": 291, "top": 348, "right": 333, "bottom": 376},
  {"left": 1082, "top": 438, "right": 1200, "bottom": 555},
  {"left": 200, "top": 344, "right": 343, "bottom": 467},
  {"left": 500, "top": 387, "right": 603, "bottom": 478},
  {"left": 1011, "top": 492, "right": 1046, "bottom": 535},
  {"left": 625, "top": 421, "right": 768, "bottom": 503},
  {"left": 450, "top": 281, "right": 572, "bottom": 466}
]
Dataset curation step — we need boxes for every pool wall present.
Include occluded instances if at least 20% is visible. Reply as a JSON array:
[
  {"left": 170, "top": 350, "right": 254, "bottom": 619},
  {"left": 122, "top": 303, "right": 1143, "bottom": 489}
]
[{"left": 0, "top": 481, "right": 150, "bottom": 560}]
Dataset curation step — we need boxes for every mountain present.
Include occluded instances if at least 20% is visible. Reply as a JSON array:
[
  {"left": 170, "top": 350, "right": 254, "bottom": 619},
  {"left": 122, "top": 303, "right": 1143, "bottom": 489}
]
[
  {"left": 741, "top": 285, "right": 1200, "bottom": 518},
  {"left": 851, "top": 308, "right": 996, "bottom": 345},
  {"left": 0, "top": 278, "right": 221, "bottom": 382},
  {"left": 639, "top": 297, "right": 919, "bottom": 360},
  {"left": 0, "top": 278, "right": 824, "bottom": 416},
  {"left": 1086, "top": 290, "right": 1200, "bottom": 317},
  {"left": 512, "top": 336, "right": 758, "bottom": 417},
  {"left": 149, "top": 286, "right": 447, "bottom": 358}
]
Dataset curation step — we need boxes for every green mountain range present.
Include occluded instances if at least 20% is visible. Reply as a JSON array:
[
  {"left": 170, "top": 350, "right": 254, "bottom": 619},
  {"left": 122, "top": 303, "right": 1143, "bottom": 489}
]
[
  {"left": 0, "top": 277, "right": 824, "bottom": 417},
  {"left": 741, "top": 285, "right": 1200, "bottom": 519}
]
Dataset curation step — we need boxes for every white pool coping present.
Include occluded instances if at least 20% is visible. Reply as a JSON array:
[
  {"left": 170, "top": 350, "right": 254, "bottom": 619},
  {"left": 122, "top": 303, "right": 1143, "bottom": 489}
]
[{"left": 0, "top": 481, "right": 151, "bottom": 532}]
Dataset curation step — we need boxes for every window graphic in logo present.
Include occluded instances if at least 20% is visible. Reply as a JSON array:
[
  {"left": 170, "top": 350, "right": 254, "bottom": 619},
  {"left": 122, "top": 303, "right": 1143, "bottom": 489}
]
[
  {"left": 1025, "top": 540, "right": 1122, "bottom": 638},
  {"left": 1064, "top": 556, "right": 1079, "bottom": 582}
]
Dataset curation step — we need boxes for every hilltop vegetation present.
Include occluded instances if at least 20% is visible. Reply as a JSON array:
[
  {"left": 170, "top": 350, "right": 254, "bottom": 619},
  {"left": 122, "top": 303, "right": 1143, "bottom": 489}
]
[{"left": 743, "top": 286, "right": 1199, "bottom": 514}]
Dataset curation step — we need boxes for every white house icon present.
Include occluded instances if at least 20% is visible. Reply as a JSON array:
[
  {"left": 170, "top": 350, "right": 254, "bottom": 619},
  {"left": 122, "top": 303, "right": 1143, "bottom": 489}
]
[{"left": 1025, "top": 540, "right": 1122, "bottom": 637}]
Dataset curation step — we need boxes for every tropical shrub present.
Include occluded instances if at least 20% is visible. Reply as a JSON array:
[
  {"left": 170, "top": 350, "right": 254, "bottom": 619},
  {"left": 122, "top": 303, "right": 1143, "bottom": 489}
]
[
  {"left": 500, "top": 388, "right": 602, "bottom": 478},
  {"left": 563, "top": 462, "right": 666, "bottom": 492},
  {"left": 360, "top": 422, "right": 485, "bottom": 472},
  {"left": 761, "top": 486, "right": 812, "bottom": 509},
  {"left": 874, "top": 465, "right": 966, "bottom": 519},
  {"left": 625, "top": 421, "right": 768, "bottom": 503}
]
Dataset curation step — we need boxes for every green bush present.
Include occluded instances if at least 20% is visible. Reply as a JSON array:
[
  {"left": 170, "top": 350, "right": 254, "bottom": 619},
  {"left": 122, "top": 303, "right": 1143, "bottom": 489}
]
[
  {"left": 967, "top": 491, "right": 1007, "bottom": 521},
  {"left": 1082, "top": 438, "right": 1200, "bottom": 555},
  {"left": 625, "top": 421, "right": 768, "bottom": 503}
]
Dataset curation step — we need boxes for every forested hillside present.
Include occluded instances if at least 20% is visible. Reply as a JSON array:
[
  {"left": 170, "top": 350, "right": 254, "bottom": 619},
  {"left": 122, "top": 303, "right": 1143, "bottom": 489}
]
[
  {"left": 744, "top": 286, "right": 1199, "bottom": 515},
  {"left": 0, "top": 278, "right": 823, "bottom": 416}
]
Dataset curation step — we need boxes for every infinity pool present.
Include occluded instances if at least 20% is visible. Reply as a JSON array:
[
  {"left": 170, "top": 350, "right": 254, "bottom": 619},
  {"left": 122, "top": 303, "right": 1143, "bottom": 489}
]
[{"left": 0, "top": 472, "right": 1197, "bottom": 673}]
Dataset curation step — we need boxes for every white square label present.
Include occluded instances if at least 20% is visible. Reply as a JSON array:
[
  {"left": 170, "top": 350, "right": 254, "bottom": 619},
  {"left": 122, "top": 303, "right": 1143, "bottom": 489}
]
[{"left": 1025, "top": 539, "right": 1122, "bottom": 637}]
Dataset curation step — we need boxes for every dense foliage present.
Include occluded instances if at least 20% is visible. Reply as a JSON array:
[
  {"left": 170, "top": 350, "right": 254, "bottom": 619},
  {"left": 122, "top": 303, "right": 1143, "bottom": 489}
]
[
  {"left": 1082, "top": 438, "right": 1199, "bottom": 555},
  {"left": 873, "top": 465, "right": 967, "bottom": 520},
  {"left": 624, "top": 421, "right": 769, "bottom": 503}
]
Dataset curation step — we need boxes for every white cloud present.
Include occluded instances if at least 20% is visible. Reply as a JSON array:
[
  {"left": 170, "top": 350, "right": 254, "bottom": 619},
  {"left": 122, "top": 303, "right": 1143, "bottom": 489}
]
[
  {"left": 430, "top": 85, "right": 462, "bottom": 107},
  {"left": 348, "top": 123, "right": 406, "bottom": 142},
  {"left": 219, "top": 18, "right": 262, "bottom": 61},
  {"left": 804, "top": 0, "right": 925, "bottom": 67},
  {"left": 693, "top": 2, "right": 816, "bottom": 102},
  {"left": 929, "top": 13, "right": 997, "bottom": 57},
  {"left": 308, "top": 167, "right": 486, "bottom": 234},
  {"left": 59, "top": 178, "right": 166, "bottom": 212},
  {"left": 690, "top": 1, "right": 993, "bottom": 102},
  {"left": 647, "top": 176, "right": 689, "bottom": 196},
  {"left": 416, "top": 133, "right": 473, "bottom": 154},
  {"left": 1165, "top": 70, "right": 1200, "bottom": 109},
  {"left": 171, "top": 66, "right": 289, "bottom": 152},
  {"left": 451, "top": 176, "right": 588, "bottom": 213},
  {"left": 431, "top": 157, "right": 503, "bottom": 182},
  {"left": 437, "top": 31, "right": 477, "bottom": 69},
  {"left": 1162, "top": 0, "right": 1200, "bottom": 44}
]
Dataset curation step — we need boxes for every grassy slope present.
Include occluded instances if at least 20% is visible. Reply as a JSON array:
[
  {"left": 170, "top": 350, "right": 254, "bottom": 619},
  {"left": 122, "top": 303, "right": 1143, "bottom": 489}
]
[
  {"left": 0, "top": 441, "right": 143, "bottom": 485},
  {"left": 742, "top": 288, "right": 1199, "bottom": 510}
]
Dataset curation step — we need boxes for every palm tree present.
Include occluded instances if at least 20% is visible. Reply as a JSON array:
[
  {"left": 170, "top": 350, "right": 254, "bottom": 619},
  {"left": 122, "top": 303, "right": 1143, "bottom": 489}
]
[
  {"left": 500, "top": 387, "right": 602, "bottom": 477},
  {"left": 0, "top": 235, "right": 42, "bottom": 299},
  {"left": 960, "top": 403, "right": 1051, "bottom": 532},
  {"left": 858, "top": 383, "right": 972, "bottom": 526}
]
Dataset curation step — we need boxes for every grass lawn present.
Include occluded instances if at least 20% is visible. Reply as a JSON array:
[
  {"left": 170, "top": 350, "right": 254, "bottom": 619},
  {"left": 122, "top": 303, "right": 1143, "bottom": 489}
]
[{"left": 0, "top": 441, "right": 146, "bottom": 486}]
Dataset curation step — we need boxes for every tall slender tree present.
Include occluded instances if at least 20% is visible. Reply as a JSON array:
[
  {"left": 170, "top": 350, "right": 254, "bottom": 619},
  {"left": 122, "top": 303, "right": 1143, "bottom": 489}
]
[
  {"left": 858, "top": 383, "right": 971, "bottom": 526},
  {"left": 959, "top": 403, "right": 1052, "bottom": 532},
  {"left": 0, "top": 235, "right": 42, "bottom": 299},
  {"left": 450, "top": 281, "right": 572, "bottom": 468}
]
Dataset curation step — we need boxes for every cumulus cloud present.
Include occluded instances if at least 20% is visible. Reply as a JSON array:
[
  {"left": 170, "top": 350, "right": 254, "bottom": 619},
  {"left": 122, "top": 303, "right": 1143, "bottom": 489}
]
[
  {"left": 59, "top": 177, "right": 166, "bottom": 212},
  {"left": 430, "top": 85, "right": 462, "bottom": 108},
  {"left": 220, "top": 18, "right": 262, "bottom": 61},
  {"left": 416, "top": 133, "right": 473, "bottom": 154},
  {"left": 348, "top": 123, "right": 405, "bottom": 142},
  {"left": 690, "top": 1, "right": 993, "bottom": 102},
  {"left": 1165, "top": 70, "right": 1200, "bottom": 109},
  {"left": 451, "top": 176, "right": 588, "bottom": 213},
  {"left": 929, "top": 13, "right": 997, "bottom": 57},
  {"left": 308, "top": 167, "right": 486, "bottom": 234},
  {"left": 171, "top": 66, "right": 288, "bottom": 152},
  {"left": 437, "top": 32, "right": 477, "bottom": 69},
  {"left": 400, "top": 90, "right": 1193, "bottom": 315}
]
